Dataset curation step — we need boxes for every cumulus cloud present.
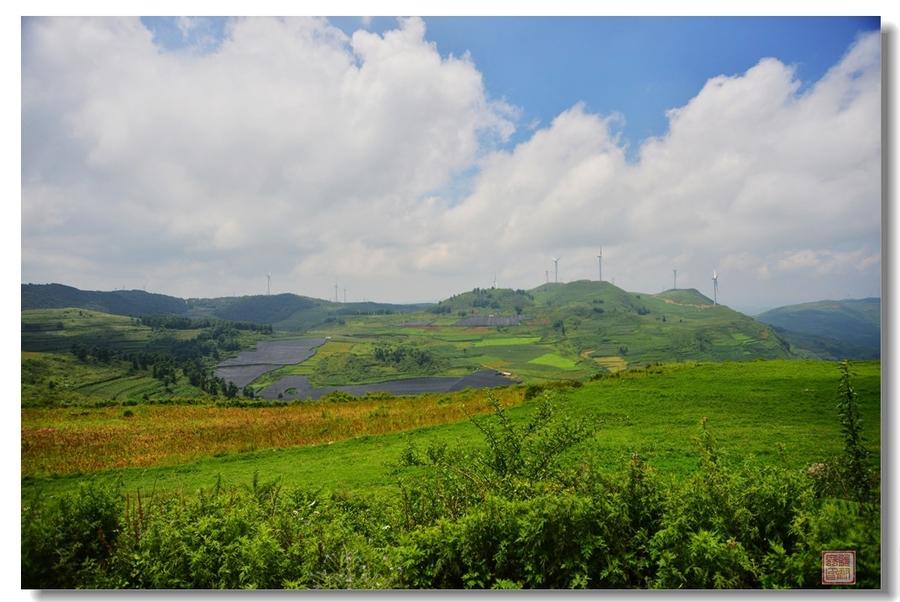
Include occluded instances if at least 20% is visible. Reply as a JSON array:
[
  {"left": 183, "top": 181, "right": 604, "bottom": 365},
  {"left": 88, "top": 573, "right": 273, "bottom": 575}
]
[
  {"left": 430, "top": 30, "right": 881, "bottom": 307},
  {"left": 23, "top": 17, "right": 514, "bottom": 299},
  {"left": 22, "top": 19, "right": 880, "bottom": 309}
]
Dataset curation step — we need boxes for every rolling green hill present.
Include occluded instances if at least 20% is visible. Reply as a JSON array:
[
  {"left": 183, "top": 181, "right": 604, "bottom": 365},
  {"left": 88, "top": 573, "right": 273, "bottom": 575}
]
[
  {"left": 21, "top": 308, "right": 195, "bottom": 353},
  {"left": 22, "top": 283, "right": 188, "bottom": 315},
  {"left": 432, "top": 287, "right": 536, "bottom": 315},
  {"left": 756, "top": 298, "right": 880, "bottom": 359},
  {"left": 188, "top": 293, "right": 323, "bottom": 325},
  {"left": 189, "top": 295, "right": 427, "bottom": 331},
  {"left": 298, "top": 280, "right": 794, "bottom": 384},
  {"left": 24, "top": 281, "right": 796, "bottom": 384},
  {"left": 524, "top": 280, "right": 791, "bottom": 365}
]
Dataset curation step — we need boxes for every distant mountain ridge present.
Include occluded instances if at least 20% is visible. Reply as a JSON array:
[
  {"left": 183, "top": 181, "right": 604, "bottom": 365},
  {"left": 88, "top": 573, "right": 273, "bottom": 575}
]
[
  {"left": 22, "top": 283, "right": 188, "bottom": 316},
  {"left": 22, "top": 283, "right": 426, "bottom": 331},
  {"left": 756, "top": 298, "right": 880, "bottom": 360}
]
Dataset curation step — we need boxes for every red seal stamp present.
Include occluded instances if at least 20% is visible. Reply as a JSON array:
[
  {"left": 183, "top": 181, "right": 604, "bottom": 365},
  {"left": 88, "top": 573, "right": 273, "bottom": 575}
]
[{"left": 822, "top": 550, "right": 856, "bottom": 585}]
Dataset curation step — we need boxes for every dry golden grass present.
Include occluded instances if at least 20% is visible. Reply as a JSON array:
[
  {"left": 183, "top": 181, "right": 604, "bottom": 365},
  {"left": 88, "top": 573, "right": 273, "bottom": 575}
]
[{"left": 22, "top": 388, "right": 523, "bottom": 477}]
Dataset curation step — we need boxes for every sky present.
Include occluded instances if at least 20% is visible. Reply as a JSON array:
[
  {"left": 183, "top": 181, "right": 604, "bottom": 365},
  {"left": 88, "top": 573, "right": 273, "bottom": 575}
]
[{"left": 21, "top": 16, "right": 882, "bottom": 312}]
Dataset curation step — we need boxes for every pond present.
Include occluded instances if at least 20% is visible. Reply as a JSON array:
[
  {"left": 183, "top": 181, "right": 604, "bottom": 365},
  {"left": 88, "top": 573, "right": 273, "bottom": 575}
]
[
  {"left": 215, "top": 338, "right": 326, "bottom": 388},
  {"left": 257, "top": 369, "right": 518, "bottom": 401},
  {"left": 216, "top": 338, "right": 518, "bottom": 398}
]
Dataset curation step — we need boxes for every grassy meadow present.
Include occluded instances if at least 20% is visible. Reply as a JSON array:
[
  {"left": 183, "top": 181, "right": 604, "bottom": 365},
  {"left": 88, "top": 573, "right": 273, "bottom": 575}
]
[{"left": 23, "top": 359, "right": 880, "bottom": 500}]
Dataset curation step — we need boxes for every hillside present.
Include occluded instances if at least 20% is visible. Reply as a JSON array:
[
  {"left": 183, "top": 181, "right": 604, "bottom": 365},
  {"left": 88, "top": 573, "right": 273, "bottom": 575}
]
[
  {"left": 756, "top": 298, "right": 880, "bottom": 359},
  {"left": 22, "top": 284, "right": 425, "bottom": 332},
  {"left": 300, "top": 280, "right": 795, "bottom": 385},
  {"left": 22, "top": 283, "right": 188, "bottom": 315},
  {"left": 526, "top": 280, "right": 791, "bottom": 365},
  {"left": 187, "top": 294, "right": 324, "bottom": 325},
  {"left": 23, "top": 281, "right": 796, "bottom": 375},
  {"left": 655, "top": 288, "right": 715, "bottom": 305},
  {"left": 432, "top": 287, "right": 536, "bottom": 316},
  {"left": 21, "top": 308, "right": 180, "bottom": 353}
]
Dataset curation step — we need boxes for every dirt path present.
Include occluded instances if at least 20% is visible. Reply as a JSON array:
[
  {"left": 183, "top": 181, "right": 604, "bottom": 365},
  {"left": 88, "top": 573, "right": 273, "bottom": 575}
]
[{"left": 659, "top": 298, "right": 714, "bottom": 309}]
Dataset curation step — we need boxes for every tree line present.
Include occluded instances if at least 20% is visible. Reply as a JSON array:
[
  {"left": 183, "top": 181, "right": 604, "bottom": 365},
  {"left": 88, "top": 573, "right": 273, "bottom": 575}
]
[{"left": 70, "top": 321, "right": 267, "bottom": 399}]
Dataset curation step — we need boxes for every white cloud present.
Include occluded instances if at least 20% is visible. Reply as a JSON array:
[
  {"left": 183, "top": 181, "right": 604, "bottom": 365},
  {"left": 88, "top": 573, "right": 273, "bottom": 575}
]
[
  {"left": 21, "top": 19, "right": 880, "bottom": 309},
  {"left": 775, "top": 249, "right": 881, "bottom": 275},
  {"left": 23, "top": 17, "right": 514, "bottom": 299},
  {"left": 431, "top": 31, "right": 881, "bottom": 307}
]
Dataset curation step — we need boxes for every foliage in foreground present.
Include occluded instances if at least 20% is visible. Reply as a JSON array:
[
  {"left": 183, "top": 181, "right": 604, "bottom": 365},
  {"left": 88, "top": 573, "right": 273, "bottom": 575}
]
[{"left": 22, "top": 366, "right": 880, "bottom": 589}]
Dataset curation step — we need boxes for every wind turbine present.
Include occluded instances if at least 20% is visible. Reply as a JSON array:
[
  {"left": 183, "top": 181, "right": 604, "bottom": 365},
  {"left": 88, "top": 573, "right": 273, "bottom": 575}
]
[
  {"left": 673, "top": 269, "right": 677, "bottom": 291},
  {"left": 597, "top": 248, "right": 603, "bottom": 282},
  {"left": 545, "top": 270, "right": 549, "bottom": 284},
  {"left": 712, "top": 270, "right": 719, "bottom": 305},
  {"left": 266, "top": 273, "right": 271, "bottom": 296},
  {"left": 334, "top": 282, "right": 339, "bottom": 303},
  {"left": 553, "top": 257, "right": 561, "bottom": 283},
  {"left": 493, "top": 273, "right": 497, "bottom": 289}
]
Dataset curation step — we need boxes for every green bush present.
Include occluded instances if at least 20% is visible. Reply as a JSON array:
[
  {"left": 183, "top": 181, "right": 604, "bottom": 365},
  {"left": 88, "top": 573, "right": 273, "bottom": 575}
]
[{"left": 22, "top": 481, "right": 123, "bottom": 588}]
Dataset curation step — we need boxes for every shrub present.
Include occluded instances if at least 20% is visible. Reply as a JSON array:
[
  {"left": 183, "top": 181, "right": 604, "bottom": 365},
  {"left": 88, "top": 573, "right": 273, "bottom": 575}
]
[{"left": 22, "top": 481, "right": 123, "bottom": 588}]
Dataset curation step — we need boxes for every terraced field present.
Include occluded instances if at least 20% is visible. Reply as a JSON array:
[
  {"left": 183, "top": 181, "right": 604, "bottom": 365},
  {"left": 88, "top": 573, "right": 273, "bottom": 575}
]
[
  {"left": 21, "top": 351, "right": 203, "bottom": 406},
  {"left": 21, "top": 308, "right": 171, "bottom": 353}
]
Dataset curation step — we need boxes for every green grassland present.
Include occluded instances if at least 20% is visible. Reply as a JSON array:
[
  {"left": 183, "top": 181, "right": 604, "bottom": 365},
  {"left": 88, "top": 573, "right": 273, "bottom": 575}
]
[
  {"left": 528, "top": 352, "right": 580, "bottom": 369},
  {"left": 23, "top": 359, "right": 881, "bottom": 502}
]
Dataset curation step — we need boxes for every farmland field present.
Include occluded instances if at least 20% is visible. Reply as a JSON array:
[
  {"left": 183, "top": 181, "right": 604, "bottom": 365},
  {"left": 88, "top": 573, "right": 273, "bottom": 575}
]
[
  {"left": 528, "top": 352, "right": 580, "bottom": 369},
  {"left": 473, "top": 336, "right": 542, "bottom": 347},
  {"left": 21, "top": 308, "right": 199, "bottom": 353},
  {"left": 23, "top": 360, "right": 880, "bottom": 499}
]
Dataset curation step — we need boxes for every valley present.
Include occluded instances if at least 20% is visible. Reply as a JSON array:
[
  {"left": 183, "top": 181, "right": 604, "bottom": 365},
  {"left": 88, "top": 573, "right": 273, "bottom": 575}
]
[{"left": 19, "top": 281, "right": 883, "bottom": 589}]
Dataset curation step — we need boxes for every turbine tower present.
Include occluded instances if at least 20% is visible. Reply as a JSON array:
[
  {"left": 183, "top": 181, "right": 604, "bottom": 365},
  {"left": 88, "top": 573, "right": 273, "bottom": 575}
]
[
  {"left": 343, "top": 288, "right": 347, "bottom": 303},
  {"left": 334, "top": 282, "right": 339, "bottom": 303},
  {"left": 545, "top": 270, "right": 549, "bottom": 284},
  {"left": 266, "top": 273, "right": 271, "bottom": 296},
  {"left": 712, "top": 270, "right": 719, "bottom": 305},
  {"left": 597, "top": 248, "right": 603, "bottom": 282},
  {"left": 673, "top": 269, "right": 677, "bottom": 290},
  {"left": 553, "top": 257, "right": 561, "bottom": 283},
  {"left": 493, "top": 273, "right": 497, "bottom": 289}
]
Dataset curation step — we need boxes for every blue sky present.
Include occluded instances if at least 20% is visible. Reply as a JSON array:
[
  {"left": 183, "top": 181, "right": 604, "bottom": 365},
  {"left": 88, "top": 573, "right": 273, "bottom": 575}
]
[
  {"left": 25, "top": 17, "right": 882, "bottom": 308},
  {"left": 143, "top": 16, "right": 880, "bottom": 158}
]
